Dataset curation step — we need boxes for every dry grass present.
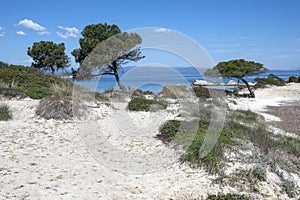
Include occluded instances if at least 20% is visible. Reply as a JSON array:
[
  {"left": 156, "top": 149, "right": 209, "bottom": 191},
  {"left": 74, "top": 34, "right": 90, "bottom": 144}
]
[{"left": 36, "top": 82, "right": 83, "bottom": 120}]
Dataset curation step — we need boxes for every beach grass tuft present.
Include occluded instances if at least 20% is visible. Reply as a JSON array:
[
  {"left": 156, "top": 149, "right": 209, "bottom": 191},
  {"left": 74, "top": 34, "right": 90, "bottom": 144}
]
[{"left": 0, "top": 104, "right": 12, "bottom": 121}]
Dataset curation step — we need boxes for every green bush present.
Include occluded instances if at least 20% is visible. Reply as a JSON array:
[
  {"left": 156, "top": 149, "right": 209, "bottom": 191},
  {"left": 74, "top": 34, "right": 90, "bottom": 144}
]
[
  {"left": 0, "top": 65, "right": 72, "bottom": 99},
  {"left": 288, "top": 76, "right": 300, "bottom": 83},
  {"left": 0, "top": 87, "right": 25, "bottom": 99},
  {"left": 128, "top": 97, "right": 167, "bottom": 112},
  {"left": 282, "top": 180, "right": 296, "bottom": 198},
  {"left": 251, "top": 166, "right": 267, "bottom": 181},
  {"left": 254, "top": 74, "right": 286, "bottom": 89},
  {"left": 193, "top": 86, "right": 210, "bottom": 99},
  {"left": 0, "top": 104, "right": 12, "bottom": 121},
  {"left": 207, "top": 194, "right": 249, "bottom": 200},
  {"left": 157, "top": 120, "right": 181, "bottom": 143}
]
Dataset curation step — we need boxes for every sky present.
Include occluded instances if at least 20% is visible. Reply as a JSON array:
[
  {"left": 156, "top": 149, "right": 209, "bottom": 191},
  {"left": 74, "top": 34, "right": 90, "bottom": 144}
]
[{"left": 1, "top": 0, "right": 300, "bottom": 70}]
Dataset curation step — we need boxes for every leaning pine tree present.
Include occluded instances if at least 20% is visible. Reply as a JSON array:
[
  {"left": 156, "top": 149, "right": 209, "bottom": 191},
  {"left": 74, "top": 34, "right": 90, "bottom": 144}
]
[
  {"left": 204, "top": 59, "right": 268, "bottom": 98},
  {"left": 72, "top": 23, "right": 144, "bottom": 92}
]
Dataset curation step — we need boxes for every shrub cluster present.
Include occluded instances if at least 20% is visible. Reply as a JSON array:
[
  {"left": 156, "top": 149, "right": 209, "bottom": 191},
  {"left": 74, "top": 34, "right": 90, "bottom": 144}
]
[
  {"left": 0, "top": 104, "right": 12, "bottom": 121},
  {"left": 254, "top": 74, "right": 286, "bottom": 89},
  {"left": 128, "top": 97, "right": 167, "bottom": 112},
  {"left": 193, "top": 86, "right": 210, "bottom": 99},
  {"left": 207, "top": 194, "right": 249, "bottom": 200},
  {"left": 287, "top": 76, "right": 300, "bottom": 83},
  {"left": 0, "top": 65, "right": 71, "bottom": 99}
]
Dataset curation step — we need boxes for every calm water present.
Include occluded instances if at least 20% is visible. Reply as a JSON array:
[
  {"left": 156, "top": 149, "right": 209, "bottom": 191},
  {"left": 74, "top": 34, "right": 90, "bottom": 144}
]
[{"left": 72, "top": 66, "right": 300, "bottom": 94}]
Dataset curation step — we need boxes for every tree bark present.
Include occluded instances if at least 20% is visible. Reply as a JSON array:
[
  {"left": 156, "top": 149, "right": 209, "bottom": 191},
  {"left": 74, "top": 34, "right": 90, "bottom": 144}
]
[
  {"left": 112, "top": 61, "right": 127, "bottom": 92},
  {"left": 239, "top": 77, "right": 255, "bottom": 98}
]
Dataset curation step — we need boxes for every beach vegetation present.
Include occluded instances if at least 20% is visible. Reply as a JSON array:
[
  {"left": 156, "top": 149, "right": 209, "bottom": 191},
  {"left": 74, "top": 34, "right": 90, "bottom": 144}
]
[
  {"left": 193, "top": 86, "right": 210, "bottom": 100},
  {"left": 0, "top": 104, "right": 12, "bottom": 121},
  {"left": 0, "top": 65, "right": 72, "bottom": 99},
  {"left": 282, "top": 180, "right": 296, "bottom": 198},
  {"left": 36, "top": 82, "right": 83, "bottom": 120},
  {"left": 254, "top": 74, "right": 286, "bottom": 89},
  {"left": 71, "top": 23, "right": 144, "bottom": 92},
  {"left": 128, "top": 97, "right": 167, "bottom": 112},
  {"left": 158, "top": 85, "right": 187, "bottom": 99},
  {"left": 27, "top": 41, "right": 70, "bottom": 74},
  {"left": 157, "top": 107, "right": 300, "bottom": 194},
  {"left": 204, "top": 59, "right": 268, "bottom": 98},
  {"left": 288, "top": 76, "right": 300, "bottom": 83},
  {"left": 251, "top": 166, "right": 267, "bottom": 181},
  {"left": 0, "top": 61, "right": 9, "bottom": 68},
  {"left": 206, "top": 193, "right": 249, "bottom": 200}
]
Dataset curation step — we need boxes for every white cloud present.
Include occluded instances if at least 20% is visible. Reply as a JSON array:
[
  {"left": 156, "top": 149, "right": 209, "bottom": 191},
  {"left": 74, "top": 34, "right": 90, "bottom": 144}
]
[
  {"left": 0, "top": 26, "right": 5, "bottom": 37},
  {"left": 18, "top": 19, "right": 46, "bottom": 31},
  {"left": 56, "top": 26, "right": 80, "bottom": 38},
  {"left": 212, "top": 44, "right": 241, "bottom": 47},
  {"left": 153, "top": 28, "right": 170, "bottom": 33},
  {"left": 12, "top": 58, "right": 33, "bottom": 65},
  {"left": 16, "top": 31, "right": 26, "bottom": 36},
  {"left": 37, "top": 31, "right": 51, "bottom": 35}
]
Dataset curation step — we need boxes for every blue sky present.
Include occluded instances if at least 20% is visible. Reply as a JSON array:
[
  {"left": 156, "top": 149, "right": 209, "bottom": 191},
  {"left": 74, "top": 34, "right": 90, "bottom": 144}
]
[{"left": 1, "top": 0, "right": 300, "bottom": 70}]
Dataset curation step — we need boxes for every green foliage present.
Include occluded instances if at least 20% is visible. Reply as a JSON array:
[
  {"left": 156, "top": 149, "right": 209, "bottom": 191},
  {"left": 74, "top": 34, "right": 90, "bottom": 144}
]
[
  {"left": 207, "top": 193, "right": 249, "bottom": 200},
  {"left": 128, "top": 97, "right": 167, "bottom": 112},
  {"left": 251, "top": 166, "right": 267, "bottom": 181},
  {"left": 204, "top": 59, "right": 268, "bottom": 79},
  {"left": 193, "top": 86, "right": 210, "bottom": 99},
  {"left": 0, "top": 61, "right": 9, "bottom": 68},
  {"left": 180, "top": 128, "right": 234, "bottom": 174},
  {"left": 0, "top": 104, "right": 12, "bottom": 121},
  {"left": 27, "top": 41, "right": 70, "bottom": 73},
  {"left": 282, "top": 180, "right": 296, "bottom": 198},
  {"left": 72, "top": 23, "right": 121, "bottom": 64},
  {"left": 205, "top": 59, "right": 268, "bottom": 97},
  {"left": 72, "top": 23, "right": 144, "bottom": 91},
  {"left": 157, "top": 120, "right": 181, "bottom": 143},
  {"left": 0, "top": 65, "right": 72, "bottom": 99},
  {"left": 228, "top": 109, "right": 259, "bottom": 123},
  {"left": 254, "top": 74, "right": 286, "bottom": 89},
  {"left": 288, "top": 76, "right": 300, "bottom": 83}
]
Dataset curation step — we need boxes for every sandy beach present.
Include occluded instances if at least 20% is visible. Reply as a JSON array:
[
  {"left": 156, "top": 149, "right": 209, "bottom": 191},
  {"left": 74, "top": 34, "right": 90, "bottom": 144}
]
[{"left": 1, "top": 83, "right": 300, "bottom": 199}]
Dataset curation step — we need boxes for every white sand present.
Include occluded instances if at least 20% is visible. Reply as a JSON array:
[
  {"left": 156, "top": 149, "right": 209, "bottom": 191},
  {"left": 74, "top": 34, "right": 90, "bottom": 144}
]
[
  {"left": 1, "top": 83, "right": 300, "bottom": 199},
  {"left": 228, "top": 83, "right": 300, "bottom": 121}
]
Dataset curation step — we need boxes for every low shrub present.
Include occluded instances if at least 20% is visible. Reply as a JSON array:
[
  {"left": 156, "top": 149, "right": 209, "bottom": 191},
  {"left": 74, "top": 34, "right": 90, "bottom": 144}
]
[
  {"left": 158, "top": 85, "right": 187, "bottom": 99},
  {"left": 0, "top": 87, "right": 25, "bottom": 99},
  {"left": 157, "top": 120, "right": 181, "bottom": 143},
  {"left": 254, "top": 74, "right": 286, "bottom": 89},
  {"left": 251, "top": 166, "right": 267, "bottom": 181},
  {"left": 128, "top": 97, "right": 167, "bottom": 112},
  {"left": 132, "top": 89, "right": 154, "bottom": 98},
  {"left": 0, "top": 65, "right": 72, "bottom": 99},
  {"left": 282, "top": 180, "right": 296, "bottom": 198},
  {"left": 0, "top": 104, "right": 12, "bottom": 121},
  {"left": 207, "top": 193, "right": 249, "bottom": 200},
  {"left": 288, "top": 76, "right": 300, "bottom": 83},
  {"left": 193, "top": 86, "right": 210, "bottom": 99},
  {"left": 36, "top": 82, "right": 83, "bottom": 120}
]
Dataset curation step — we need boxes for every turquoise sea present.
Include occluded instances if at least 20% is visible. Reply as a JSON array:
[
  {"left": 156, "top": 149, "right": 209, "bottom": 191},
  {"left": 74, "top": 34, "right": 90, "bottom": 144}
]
[{"left": 72, "top": 66, "right": 300, "bottom": 94}]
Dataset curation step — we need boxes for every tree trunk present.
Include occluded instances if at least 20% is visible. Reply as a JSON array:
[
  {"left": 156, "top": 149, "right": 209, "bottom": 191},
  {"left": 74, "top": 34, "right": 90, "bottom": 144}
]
[
  {"left": 112, "top": 61, "right": 127, "bottom": 92},
  {"left": 239, "top": 77, "right": 255, "bottom": 98}
]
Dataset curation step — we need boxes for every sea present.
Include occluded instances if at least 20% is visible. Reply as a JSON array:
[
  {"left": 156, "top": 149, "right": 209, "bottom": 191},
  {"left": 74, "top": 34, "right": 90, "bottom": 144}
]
[{"left": 71, "top": 66, "right": 300, "bottom": 94}]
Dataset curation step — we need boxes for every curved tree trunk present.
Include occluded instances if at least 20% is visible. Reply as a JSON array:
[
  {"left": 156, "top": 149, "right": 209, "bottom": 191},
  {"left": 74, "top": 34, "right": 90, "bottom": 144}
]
[
  {"left": 239, "top": 77, "right": 255, "bottom": 98},
  {"left": 112, "top": 61, "right": 127, "bottom": 92}
]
